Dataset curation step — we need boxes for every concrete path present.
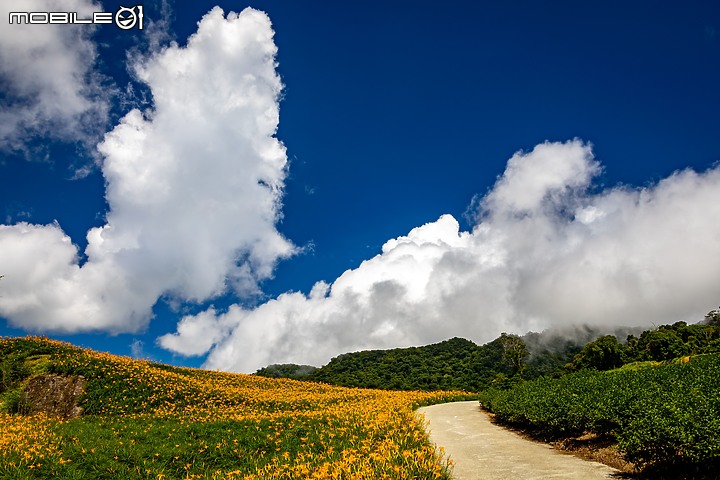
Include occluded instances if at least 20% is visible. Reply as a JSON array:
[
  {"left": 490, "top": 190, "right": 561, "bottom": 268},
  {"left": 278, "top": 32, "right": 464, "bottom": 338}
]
[{"left": 417, "top": 401, "right": 621, "bottom": 480}]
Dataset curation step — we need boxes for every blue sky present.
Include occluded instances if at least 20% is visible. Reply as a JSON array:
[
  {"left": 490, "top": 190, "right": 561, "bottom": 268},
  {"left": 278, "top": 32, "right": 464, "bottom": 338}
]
[{"left": 1, "top": 1, "right": 719, "bottom": 371}]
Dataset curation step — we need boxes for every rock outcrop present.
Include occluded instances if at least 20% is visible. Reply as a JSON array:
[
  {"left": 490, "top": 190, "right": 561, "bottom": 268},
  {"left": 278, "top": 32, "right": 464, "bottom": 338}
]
[{"left": 23, "top": 374, "right": 86, "bottom": 418}]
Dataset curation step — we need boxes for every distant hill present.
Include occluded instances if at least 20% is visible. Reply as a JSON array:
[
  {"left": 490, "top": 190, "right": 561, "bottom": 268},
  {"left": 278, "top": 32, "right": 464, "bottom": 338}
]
[
  {"left": 521, "top": 325, "right": 647, "bottom": 378},
  {"left": 252, "top": 334, "right": 593, "bottom": 392},
  {"left": 305, "top": 332, "right": 600, "bottom": 392},
  {"left": 307, "top": 337, "right": 501, "bottom": 391},
  {"left": 255, "top": 363, "right": 318, "bottom": 380},
  {"left": 254, "top": 317, "right": 720, "bottom": 392}
]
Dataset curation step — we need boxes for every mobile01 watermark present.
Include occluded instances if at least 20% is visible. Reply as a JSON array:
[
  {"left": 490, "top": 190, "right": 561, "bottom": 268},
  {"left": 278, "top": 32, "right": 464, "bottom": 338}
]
[{"left": 9, "top": 5, "right": 144, "bottom": 30}]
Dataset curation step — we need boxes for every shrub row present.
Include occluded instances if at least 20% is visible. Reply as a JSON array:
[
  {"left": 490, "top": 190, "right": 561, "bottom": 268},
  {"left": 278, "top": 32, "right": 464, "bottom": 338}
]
[{"left": 479, "top": 354, "right": 720, "bottom": 470}]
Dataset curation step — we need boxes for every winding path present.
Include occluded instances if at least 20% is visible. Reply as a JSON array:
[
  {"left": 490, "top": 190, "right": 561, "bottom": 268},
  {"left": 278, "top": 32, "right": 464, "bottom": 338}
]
[{"left": 417, "top": 401, "right": 621, "bottom": 480}]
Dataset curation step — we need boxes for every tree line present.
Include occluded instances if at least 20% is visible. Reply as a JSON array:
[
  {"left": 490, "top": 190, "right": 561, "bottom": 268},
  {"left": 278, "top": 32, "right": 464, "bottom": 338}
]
[{"left": 255, "top": 308, "right": 720, "bottom": 392}]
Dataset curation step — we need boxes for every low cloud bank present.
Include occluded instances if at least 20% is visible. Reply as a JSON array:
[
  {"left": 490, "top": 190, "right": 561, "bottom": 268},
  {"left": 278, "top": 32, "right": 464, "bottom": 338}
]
[{"left": 159, "top": 140, "right": 720, "bottom": 372}]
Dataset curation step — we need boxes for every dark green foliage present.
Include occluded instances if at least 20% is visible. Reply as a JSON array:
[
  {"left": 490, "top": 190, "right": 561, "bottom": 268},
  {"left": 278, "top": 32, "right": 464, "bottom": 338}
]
[
  {"left": 0, "top": 352, "right": 30, "bottom": 393},
  {"left": 0, "top": 337, "right": 64, "bottom": 392},
  {"left": 308, "top": 330, "right": 610, "bottom": 392},
  {"left": 255, "top": 364, "right": 318, "bottom": 380},
  {"left": 565, "top": 335, "right": 628, "bottom": 371},
  {"left": 310, "top": 337, "right": 509, "bottom": 392},
  {"left": 480, "top": 354, "right": 720, "bottom": 471},
  {"left": 470, "top": 336, "right": 515, "bottom": 387},
  {"left": 562, "top": 321, "right": 720, "bottom": 372},
  {"left": 489, "top": 372, "right": 524, "bottom": 390},
  {"left": 2, "top": 386, "right": 29, "bottom": 414},
  {"left": 626, "top": 321, "right": 720, "bottom": 362},
  {"left": 0, "top": 336, "right": 63, "bottom": 411},
  {"left": 307, "top": 331, "right": 612, "bottom": 392}
]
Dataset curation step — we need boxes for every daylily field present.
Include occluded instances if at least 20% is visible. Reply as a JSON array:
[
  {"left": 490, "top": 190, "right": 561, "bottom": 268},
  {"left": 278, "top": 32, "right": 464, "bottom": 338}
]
[{"left": 0, "top": 337, "right": 472, "bottom": 479}]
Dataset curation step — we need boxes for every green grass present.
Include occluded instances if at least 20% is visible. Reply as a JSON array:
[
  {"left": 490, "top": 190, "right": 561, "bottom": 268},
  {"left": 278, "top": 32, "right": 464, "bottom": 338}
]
[{"left": 0, "top": 416, "right": 328, "bottom": 479}]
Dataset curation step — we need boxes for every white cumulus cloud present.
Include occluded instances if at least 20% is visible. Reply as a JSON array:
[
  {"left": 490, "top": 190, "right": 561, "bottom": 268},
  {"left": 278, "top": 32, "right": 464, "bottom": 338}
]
[
  {"left": 158, "top": 140, "right": 720, "bottom": 373},
  {"left": 0, "top": 0, "right": 109, "bottom": 153},
  {"left": 0, "top": 7, "right": 294, "bottom": 333}
]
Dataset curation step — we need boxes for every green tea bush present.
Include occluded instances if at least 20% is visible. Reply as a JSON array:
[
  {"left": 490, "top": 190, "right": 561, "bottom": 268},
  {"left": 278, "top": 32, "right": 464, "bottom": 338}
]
[{"left": 479, "top": 354, "right": 720, "bottom": 470}]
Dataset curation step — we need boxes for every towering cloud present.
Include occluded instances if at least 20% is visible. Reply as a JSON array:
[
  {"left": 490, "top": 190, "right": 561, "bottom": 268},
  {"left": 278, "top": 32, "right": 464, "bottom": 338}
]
[
  {"left": 0, "top": 8, "right": 294, "bottom": 332},
  {"left": 159, "top": 140, "right": 720, "bottom": 372}
]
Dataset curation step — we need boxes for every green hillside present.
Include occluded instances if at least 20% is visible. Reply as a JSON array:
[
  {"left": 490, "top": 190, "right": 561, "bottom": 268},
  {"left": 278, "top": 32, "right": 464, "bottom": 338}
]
[
  {"left": 308, "top": 337, "right": 497, "bottom": 391},
  {"left": 264, "top": 328, "right": 625, "bottom": 392},
  {"left": 0, "top": 336, "right": 470, "bottom": 479},
  {"left": 305, "top": 333, "right": 587, "bottom": 391},
  {"left": 260, "top": 312, "right": 720, "bottom": 394}
]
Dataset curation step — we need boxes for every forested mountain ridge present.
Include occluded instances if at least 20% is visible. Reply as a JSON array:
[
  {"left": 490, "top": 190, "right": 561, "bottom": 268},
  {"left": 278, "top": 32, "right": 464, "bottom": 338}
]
[
  {"left": 258, "top": 333, "right": 585, "bottom": 391},
  {"left": 303, "top": 330, "right": 599, "bottom": 391},
  {"left": 256, "top": 310, "right": 720, "bottom": 392},
  {"left": 308, "top": 337, "right": 501, "bottom": 391}
]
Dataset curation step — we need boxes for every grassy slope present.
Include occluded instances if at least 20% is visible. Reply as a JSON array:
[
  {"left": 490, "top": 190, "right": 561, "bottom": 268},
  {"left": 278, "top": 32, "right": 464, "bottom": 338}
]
[{"left": 0, "top": 336, "right": 473, "bottom": 480}]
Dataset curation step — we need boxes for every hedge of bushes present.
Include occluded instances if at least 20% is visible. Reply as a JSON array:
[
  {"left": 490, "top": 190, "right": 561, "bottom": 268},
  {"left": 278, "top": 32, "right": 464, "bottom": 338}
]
[{"left": 479, "top": 354, "right": 720, "bottom": 472}]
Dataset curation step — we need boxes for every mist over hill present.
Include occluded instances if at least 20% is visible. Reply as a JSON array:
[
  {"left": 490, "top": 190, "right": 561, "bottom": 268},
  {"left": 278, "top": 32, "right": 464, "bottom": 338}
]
[
  {"left": 255, "top": 316, "right": 719, "bottom": 392},
  {"left": 255, "top": 328, "right": 598, "bottom": 390}
]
